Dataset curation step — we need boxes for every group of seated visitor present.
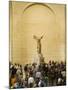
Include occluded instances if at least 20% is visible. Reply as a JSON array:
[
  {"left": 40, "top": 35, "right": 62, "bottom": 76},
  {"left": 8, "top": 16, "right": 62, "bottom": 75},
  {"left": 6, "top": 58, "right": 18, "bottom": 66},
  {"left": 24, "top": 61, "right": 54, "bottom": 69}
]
[{"left": 9, "top": 60, "right": 66, "bottom": 89}]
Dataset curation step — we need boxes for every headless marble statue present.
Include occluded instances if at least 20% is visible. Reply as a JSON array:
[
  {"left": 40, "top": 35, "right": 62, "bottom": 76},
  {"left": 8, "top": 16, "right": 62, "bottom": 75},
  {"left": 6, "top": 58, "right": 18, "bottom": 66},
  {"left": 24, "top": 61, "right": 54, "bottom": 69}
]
[
  {"left": 33, "top": 34, "right": 45, "bottom": 64},
  {"left": 33, "top": 35, "right": 44, "bottom": 54}
]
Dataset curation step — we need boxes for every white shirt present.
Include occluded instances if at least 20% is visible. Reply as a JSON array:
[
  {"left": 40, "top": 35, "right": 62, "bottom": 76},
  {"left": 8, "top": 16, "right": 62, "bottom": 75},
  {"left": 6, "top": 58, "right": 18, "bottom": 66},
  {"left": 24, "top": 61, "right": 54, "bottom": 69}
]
[
  {"left": 36, "top": 71, "right": 41, "bottom": 78},
  {"left": 28, "top": 77, "right": 34, "bottom": 84}
]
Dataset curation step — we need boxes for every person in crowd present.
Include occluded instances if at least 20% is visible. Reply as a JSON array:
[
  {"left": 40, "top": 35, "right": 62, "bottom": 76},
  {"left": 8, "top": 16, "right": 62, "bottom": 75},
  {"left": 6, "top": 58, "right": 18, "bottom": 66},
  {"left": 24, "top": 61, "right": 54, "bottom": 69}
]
[{"left": 9, "top": 60, "right": 66, "bottom": 88}]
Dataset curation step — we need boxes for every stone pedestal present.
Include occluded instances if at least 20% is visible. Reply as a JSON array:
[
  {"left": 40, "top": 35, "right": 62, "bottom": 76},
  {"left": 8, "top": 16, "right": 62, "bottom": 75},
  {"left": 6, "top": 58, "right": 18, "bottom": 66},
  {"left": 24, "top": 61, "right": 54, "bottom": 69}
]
[
  {"left": 33, "top": 53, "right": 44, "bottom": 65},
  {"left": 38, "top": 53, "right": 45, "bottom": 64}
]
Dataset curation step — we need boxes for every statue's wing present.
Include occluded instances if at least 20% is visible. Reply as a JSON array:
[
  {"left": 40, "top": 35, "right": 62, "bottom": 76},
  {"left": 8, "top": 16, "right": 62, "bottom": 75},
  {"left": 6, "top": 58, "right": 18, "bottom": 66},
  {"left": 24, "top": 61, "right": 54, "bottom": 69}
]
[
  {"left": 40, "top": 33, "right": 45, "bottom": 39},
  {"left": 40, "top": 35, "right": 44, "bottom": 39},
  {"left": 33, "top": 35, "right": 38, "bottom": 40}
]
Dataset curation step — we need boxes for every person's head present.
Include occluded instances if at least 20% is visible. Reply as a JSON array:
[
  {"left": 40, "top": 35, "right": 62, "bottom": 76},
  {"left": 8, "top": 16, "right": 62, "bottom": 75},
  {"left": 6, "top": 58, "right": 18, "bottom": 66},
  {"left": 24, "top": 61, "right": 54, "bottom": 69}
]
[{"left": 40, "top": 82, "right": 44, "bottom": 87}]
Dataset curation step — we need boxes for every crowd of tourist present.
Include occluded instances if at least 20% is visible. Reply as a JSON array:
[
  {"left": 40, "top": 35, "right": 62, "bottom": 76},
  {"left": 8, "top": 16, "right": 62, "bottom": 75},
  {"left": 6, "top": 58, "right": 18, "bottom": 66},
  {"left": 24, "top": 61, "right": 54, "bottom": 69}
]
[{"left": 9, "top": 60, "right": 66, "bottom": 89}]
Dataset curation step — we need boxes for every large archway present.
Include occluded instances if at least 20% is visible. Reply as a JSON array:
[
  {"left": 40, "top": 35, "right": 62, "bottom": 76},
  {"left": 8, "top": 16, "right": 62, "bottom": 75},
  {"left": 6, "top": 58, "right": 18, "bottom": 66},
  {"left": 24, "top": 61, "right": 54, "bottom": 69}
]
[{"left": 10, "top": 2, "right": 65, "bottom": 64}]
